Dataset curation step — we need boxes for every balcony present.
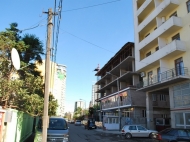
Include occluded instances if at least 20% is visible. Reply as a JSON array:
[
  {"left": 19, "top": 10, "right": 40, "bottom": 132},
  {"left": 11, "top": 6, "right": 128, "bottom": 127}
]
[
  {"left": 137, "top": 0, "right": 154, "bottom": 24},
  {"left": 138, "top": 16, "right": 182, "bottom": 50},
  {"left": 137, "top": 40, "right": 186, "bottom": 71},
  {"left": 138, "top": 0, "right": 179, "bottom": 33},
  {"left": 101, "top": 97, "right": 132, "bottom": 110},
  {"left": 137, "top": 67, "right": 190, "bottom": 91}
]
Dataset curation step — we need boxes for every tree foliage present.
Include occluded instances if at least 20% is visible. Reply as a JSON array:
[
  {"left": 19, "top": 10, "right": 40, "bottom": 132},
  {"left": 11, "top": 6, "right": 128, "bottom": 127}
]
[{"left": 0, "top": 23, "right": 58, "bottom": 117}]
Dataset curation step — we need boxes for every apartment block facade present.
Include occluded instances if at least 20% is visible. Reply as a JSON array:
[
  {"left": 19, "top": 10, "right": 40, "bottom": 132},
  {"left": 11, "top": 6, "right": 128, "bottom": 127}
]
[
  {"left": 95, "top": 42, "right": 149, "bottom": 130},
  {"left": 133, "top": 0, "right": 190, "bottom": 129}
]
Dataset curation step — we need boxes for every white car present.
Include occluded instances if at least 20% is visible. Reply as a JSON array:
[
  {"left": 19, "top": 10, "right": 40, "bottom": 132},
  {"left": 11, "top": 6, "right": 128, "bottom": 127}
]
[
  {"left": 121, "top": 125, "right": 157, "bottom": 139},
  {"left": 75, "top": 120, "right": 81, "bottom": 126}
]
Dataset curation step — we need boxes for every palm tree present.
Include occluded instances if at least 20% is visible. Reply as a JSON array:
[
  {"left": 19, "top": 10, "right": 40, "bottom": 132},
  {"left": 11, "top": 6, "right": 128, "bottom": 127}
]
[{"left": 18, "top": 34, "right": 45, "bottom": 78}]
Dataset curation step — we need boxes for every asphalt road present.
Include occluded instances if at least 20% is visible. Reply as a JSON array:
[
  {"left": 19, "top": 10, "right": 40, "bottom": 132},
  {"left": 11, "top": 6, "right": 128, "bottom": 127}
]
[
  {"left": 25, "top": 123, "right": 157, "bottom": 142},
  {"left": 68, "top": 123, "right": 156, "bottom": 142}
]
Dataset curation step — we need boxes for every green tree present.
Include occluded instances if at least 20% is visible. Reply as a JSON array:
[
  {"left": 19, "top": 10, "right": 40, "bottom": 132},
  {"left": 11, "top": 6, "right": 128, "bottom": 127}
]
[
  {"left": 5, "top": 23, "right": 45, "bottom": 78},
  {"left": 0, "top": 27, "right": 57, "bottom": 117}
]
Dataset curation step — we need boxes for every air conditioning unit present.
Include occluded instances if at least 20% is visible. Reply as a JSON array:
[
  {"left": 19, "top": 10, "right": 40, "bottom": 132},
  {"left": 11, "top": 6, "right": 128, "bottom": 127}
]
[{"left": 140, "top": 72, "right": 146, "bottom": 77}]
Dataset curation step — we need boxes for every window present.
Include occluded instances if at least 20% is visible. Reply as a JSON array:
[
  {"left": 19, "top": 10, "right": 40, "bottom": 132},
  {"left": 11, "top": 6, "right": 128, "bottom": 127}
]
[
  {"left": 162, "top": 114, "right": 167, "bottom": 118},
  {"left": 137, "top": 126, "right": 146, "bottom": 131},
  {"left": 160, "top": 94, "right": 166, "bottom": 101},
  {"left": 169, "top": 11, "right": 177, "bottom": 17},
  {"left": 167, "top": 129, "right": 177, "bottom": 135},
  {"left": 146, "top": 51, "right": 151, "bottom": 57},
  {"left": 148, "top": 71, "right": 153, "bottom": 85},
  {"left": 152, "top": 94, "right": 157, "bottom": 101},
  {"left": 154, "top": 27, "right": 157, "bottom": 30},
  {"left": 172, "top": 33, "right": 180, "bottom": 40},
  {"left": 178, "top": 130, "right": 188, "bottom": 136},
  {"left": 187, "top": 0, "right": 190, "bottom": 13},
  {"left": 157, "top": 67, "right": 161, "bottom": 82},
  {"left": 175, "top": 57, "right": 184, "bottom": 76},
  {"left": 155, "top": 46, "right": 159, "bottom": 51},
  {"left": 142, "top": 110, "right": 146, "bottom": 117},
  {"left": 129, "top": 126, "right": 137, "bottom": 130}
]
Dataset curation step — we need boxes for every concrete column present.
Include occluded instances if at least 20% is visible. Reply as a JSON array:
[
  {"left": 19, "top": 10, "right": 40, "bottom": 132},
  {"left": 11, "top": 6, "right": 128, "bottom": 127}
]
[{"left": 146, "top": 92, "right": 154, "bottom": 129}]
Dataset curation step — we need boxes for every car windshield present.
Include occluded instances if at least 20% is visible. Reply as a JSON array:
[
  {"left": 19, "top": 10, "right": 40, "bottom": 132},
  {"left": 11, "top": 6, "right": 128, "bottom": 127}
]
[{"left": 37, "top": 118, "right": 68, "bottom": 130}]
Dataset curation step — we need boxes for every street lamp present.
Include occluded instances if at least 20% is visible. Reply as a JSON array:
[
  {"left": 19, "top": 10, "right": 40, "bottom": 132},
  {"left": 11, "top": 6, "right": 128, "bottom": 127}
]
[
  {"left": 79, "top": 99, "right": 86, "bottom": 115},
  {"left": 106, "top": 72, "right": 121, "bottom": 131}
]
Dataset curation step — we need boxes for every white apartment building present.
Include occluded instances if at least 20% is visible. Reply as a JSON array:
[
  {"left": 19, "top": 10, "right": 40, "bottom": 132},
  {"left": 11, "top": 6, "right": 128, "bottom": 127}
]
[
  {"left": 74, "top": 100, "right": 86, "bottom": 112},
  {"left": 133, "top": 0, "right": 190, "bottom": 129},
  {"left": 36, "top": 60, "right": 67, "bottom": 117},
  {"left": 53, "top": 64, "right": 67, "bottom": 116}
]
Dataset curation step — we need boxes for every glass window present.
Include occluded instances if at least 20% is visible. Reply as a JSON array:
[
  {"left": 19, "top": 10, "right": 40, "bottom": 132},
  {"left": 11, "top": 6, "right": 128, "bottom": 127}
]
[
  {"left": 172, "top": 33, "right": 180, "bottom": 40},
  {"left": 167, "top": 129, "right": 177, "bottom": 135},
  {"left": 152, "top": 94, "right": 157, "bottom": 101},
  {"left": 142, "top": 110, "right": 146, "bottom": 117},
  {"left": 175, "top": 113, "right": 184, "bottom": 126},
  {"left": 155, "top": 46, "right": 159, "bottom": 51},
  {"left": 160, "top": 94, "right": 166, "bottom": 101},
  {"left": 187, "top": 0, "right": 190, "bottom": 13},
  {"left": 146, "top": 51, "right": 151, "bottom": 57},
  {"left": 129, "top": 126, "right": 137, "bottom": 130},
  {"left": 185, "top": 113, "right": 190, "bottom": 125},
  {"left": 137, "top": 126, "right": 146, "bottom": 131},
  {"left": 178, "top": 130, "right": 188, "bottom": 136},
  {"left": 38, "top": 118, "right": 68, "bottom": 130},
  {"left": 186, "top": 130, "right": 190, "bottom": 136}
]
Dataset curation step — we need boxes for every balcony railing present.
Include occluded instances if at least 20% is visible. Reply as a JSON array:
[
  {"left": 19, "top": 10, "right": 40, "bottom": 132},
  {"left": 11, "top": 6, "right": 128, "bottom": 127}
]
[
  {"left": 137, "top": 67, "right": 188, "bottom": 88},
  {"left": 101, "top": 97, "right": 131, "bottom": 110}
]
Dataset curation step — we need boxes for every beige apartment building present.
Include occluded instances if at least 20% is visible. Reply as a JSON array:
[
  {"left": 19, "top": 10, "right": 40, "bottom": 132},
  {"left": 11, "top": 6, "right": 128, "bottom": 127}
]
[{"left": 133, "top": 0, "right": 190, "bottom": 129}]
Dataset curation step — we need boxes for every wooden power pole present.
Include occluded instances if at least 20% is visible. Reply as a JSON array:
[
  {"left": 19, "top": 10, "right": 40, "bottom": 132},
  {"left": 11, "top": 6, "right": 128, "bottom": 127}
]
[{"left": 42, "top": 8, "right": 53, "bottom": 142}]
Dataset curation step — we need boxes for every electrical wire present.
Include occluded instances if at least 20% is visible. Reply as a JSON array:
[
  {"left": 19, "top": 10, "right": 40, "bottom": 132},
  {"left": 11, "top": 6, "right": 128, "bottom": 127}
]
[
  {"left": 61, "top": 0, "right": 122, "bottom": 12},
  {"left": 53, "top": 0, "right": 63, "bottom": 64},
  {"left": 60, "top": 28, "right": 115, "bottom": 54},
  {"left": 19, "top": 18, "right": 46, "bottom": 32},
  {"left": 50, "top": 0, "right": 57, "bottom": 89}
]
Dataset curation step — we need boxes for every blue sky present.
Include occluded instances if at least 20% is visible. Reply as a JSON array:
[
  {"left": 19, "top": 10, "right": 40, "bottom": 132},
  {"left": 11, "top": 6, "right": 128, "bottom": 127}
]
[{"left": 0, "top": 0, "right": 134, "bottom": 112}]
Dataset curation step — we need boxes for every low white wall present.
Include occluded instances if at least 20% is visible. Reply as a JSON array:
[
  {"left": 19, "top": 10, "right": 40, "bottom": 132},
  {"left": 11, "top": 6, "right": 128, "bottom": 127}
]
[{"left": 104, "top": 123, "right": 119, "bottom": 130}]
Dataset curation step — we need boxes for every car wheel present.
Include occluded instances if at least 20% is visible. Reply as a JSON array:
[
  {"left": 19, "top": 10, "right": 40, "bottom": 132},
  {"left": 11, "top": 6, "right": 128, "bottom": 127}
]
[
  {"left": 125, "top": 133, "right": 132, "bottom": 139},
  {"left": 149, "top": 133, "right": 154, "bottom": 139}
]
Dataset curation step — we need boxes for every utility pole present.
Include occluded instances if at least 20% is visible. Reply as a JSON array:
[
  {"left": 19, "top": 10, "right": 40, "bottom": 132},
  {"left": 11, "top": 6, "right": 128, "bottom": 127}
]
[{"left": 42, "top": 8, "right": 53, "bottom": 142}]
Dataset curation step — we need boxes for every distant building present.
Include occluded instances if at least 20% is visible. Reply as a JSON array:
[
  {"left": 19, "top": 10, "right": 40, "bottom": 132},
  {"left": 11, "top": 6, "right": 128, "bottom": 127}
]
[
  {"left": 74, "top": 100, "right": 86, "bottom": 112},
  {"left": 36, "top": 60, "right": 67, "bottom": 116},
  {"left": 91, "top": 85, "right": 100, "bottom": 106}
]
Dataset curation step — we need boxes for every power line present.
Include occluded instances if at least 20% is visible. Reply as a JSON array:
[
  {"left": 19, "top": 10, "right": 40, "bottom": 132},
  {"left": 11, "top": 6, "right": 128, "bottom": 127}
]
[
  {"left": 61, "top": 0, "right": 122, "bottom": 12},
  {"left": 60, "top": 28, "right": 115, "bottom": 53},
  {"left": 19, "top": 18, "right": 46, "bottom": 32}
]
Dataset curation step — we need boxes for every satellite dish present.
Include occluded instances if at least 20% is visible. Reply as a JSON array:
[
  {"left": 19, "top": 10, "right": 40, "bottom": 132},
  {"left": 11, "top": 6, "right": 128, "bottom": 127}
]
[{"left": 11, "top": 48, "right": 20, "bottom": 70}]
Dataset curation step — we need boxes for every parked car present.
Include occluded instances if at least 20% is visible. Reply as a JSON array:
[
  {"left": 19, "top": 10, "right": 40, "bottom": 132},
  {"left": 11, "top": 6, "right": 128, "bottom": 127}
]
[
  {"left": 75, "top": 120, "right": 81, "bottom": 126},
  {"left": 70, "top": 120, "right": 75, "bottom": 124},
  {"left": 153, "top": 128, "right": 190, "bottom": 142},
  {"left": 34, "top": 116, "right": 69, "bottom": 142},
  {"left": 121, "top": 125, "right": 157, "bottom": 139},
  {"left": 84, "top": 119, "right": 97, "bottom": 130}
]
